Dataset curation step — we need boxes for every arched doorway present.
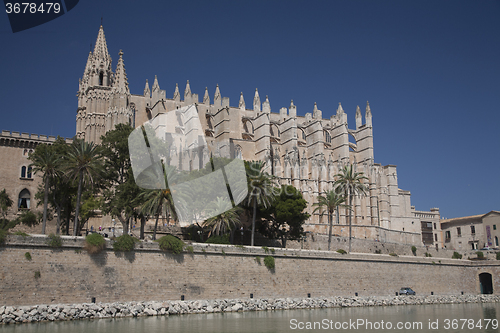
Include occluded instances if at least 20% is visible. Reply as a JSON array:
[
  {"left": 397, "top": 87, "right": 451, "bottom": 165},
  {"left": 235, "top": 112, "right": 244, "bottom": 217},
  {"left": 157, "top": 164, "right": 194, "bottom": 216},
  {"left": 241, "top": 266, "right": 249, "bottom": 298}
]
[
  {"left": 18, "top": 189, "right": 31, "bottom": 209},
  {"left": 479, "top": 273, "right": 493, "bottom": 294}
]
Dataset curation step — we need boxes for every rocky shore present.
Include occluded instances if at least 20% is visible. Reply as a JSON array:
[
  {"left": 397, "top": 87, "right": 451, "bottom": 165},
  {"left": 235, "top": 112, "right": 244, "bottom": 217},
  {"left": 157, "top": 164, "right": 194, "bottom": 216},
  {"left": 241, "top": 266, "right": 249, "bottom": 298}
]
[{"left": 1, "top": 294, "right": 500, "bottom": 325}]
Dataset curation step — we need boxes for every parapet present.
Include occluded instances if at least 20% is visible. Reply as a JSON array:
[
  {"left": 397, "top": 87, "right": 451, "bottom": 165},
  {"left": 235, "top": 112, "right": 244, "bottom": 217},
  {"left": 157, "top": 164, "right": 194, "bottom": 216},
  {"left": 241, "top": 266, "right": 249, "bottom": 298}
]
[{"left": 0, "top": 130, "right": 74, "bottom": 144}]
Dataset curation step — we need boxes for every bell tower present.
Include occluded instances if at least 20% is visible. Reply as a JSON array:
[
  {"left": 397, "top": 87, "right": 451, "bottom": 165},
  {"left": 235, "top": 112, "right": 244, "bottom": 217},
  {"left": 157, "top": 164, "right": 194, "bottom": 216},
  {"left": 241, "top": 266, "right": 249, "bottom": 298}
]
[{"left": 76, "top": 25, "right": 133, "bottom": 143}]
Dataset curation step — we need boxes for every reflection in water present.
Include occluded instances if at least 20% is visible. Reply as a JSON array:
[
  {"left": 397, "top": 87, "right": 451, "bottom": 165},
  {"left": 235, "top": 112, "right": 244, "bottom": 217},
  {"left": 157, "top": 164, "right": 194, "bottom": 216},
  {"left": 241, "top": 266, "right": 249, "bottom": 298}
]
[{"left": 2, "top": 303, "right": 500, "bottom": 333}]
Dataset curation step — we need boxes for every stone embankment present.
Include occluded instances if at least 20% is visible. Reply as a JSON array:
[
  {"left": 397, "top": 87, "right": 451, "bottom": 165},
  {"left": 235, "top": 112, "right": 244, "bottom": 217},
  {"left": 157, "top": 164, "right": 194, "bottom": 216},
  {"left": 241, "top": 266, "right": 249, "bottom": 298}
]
[{"left": 1, "top": 295, "right": 499, "bottom": 325}]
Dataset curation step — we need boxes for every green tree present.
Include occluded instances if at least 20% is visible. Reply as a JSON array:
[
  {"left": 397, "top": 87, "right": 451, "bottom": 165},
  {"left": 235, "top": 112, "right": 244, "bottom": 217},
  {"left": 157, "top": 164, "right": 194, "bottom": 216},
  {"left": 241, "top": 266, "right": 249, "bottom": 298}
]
[
  {"left": 29, "top": 144, "right": 61, "bottom": 234},
  {"left": 0, "top": 189, "right": 13, "bottom": 220},
  {"left": 245, "top": 160, "right": 277, "bottom": 247},
  {"left": 258, "top": 185, "right": 309, "bottom": 248},
  {"left": 203, "top": 197, "right": 242, "bottom": 240},
  {"left": 312, "top": 189, "right": 346, "bottom": 251},
  {"left": 139, "top": 164, "right": 179, "bottom": 240},
  {"left": 64, "top": 140, "right": 104, "bottom": 236},
  {"left": 101, "top": 124, "right": 143, "bottom": 235},
  {"left": 334, "top": 164, "right": 368, "bottom": 253}
]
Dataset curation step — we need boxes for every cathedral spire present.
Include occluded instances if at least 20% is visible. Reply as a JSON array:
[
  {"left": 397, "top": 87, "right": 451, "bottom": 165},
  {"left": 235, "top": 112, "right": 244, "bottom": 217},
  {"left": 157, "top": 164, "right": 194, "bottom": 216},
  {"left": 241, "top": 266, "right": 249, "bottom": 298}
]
[
  {"left": 144, "top": 79, "right": 150, "bottom": 97},
  {"left": 239, "top": 92, "right": 245, "bottom": 110},
  {"left": 262, "top": 95, "right": 271, "bottom": 113},
  {"left": 93, "top": 25, "right": 111, "bottom": 66},
  {"left": 114, "top": 50, "right": 129, "bottom": 94},
  {"left": 184, "top": 80, "right": 191, "bottom": 104},
  {"left": 152, "top": 75, "right": 160, "bottom": 92},
  {"left": 213, "top": 84, "right": 221, "bottom": 108},
  {"left": 289, "top": 99, "right": 296, "bottom": 118},
  {"left": 253, "top": 88, "right": 261, "bottom": 112},
  {"left": 313, "top": 102, "right": 322, "bottom": 119},
  {"left": 173, "top": 83, "right": 180, "bottom": 102},
  {"left": 355, "top": 105, "right": 362, "bottom": 129},
  {"left": 365, "top": 101, "right": 372, "bottom": 127},
  {"left": 203, "top": 87, "right": 210, "bottom": 104}
]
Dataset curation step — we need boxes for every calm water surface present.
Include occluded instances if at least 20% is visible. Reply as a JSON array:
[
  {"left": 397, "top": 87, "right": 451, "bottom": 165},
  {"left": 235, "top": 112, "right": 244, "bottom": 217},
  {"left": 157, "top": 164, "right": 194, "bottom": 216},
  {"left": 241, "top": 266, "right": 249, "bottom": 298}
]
[{"left": 2, "top": 303, "right": 500, "bottom": 333}]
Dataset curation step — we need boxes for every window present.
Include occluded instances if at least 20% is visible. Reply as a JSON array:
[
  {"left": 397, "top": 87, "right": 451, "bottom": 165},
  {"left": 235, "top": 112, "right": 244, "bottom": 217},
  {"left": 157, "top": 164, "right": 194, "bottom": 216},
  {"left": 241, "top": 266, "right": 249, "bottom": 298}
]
[
  {"left": 27, "top": 166, "right": 32, "bottom": 178},
  {"left": 324, "top": 131, "right": 331, "bottom": 143},
  {"left": 457, "top": 227, "right": 461, "bottom": 237},
  {"left": 234, "top": 145, "right": 242, "bottom": 159},
  {"left": 21, "top": 166, "right": 26, "bottom": 178},
  {"left": 18, "top": 189, "right": 30, "bottom": 209},
  {"left": 496, "top": 237, "right": 499, "bottom": 247},
  {"left": 445, "top": 231, "right": 451, "bottom": 240},
  {"left": 494, "top": 225, "right": 497, "bottom": 230},
  {"left": 99, "top": 72, "right": 103, "bottom": 86},
  {"left": 434, "top": 234, "right": 438, "bottom": 241},
  {"left": 434, "top": 223, "right": 437, "bottom": 229},
  {"left": 471, "top": 225, "right": 475, "bottom": 235}
]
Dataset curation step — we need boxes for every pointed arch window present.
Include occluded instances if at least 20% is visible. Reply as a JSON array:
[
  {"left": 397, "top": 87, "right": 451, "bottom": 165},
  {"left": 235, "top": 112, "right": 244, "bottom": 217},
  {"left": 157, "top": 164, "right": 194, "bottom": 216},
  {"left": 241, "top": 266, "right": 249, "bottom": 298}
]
[
  {"left": 324, "top": 131, "right": 331, "bottom": 143},
  {"left": 21, "top": 166, "right": 26, "bottom": 178},
  {"left": 235, "top": 145, "right": 242, "bottom": 159},
  {"left": 99, "top": 72, "right": 104, "bottom": 86},
  {"left": 18, "top": 189, "right": 30, "bottom": 209},
  {"left": 27, "top": 166, "right": 32, "bottom": 178}
]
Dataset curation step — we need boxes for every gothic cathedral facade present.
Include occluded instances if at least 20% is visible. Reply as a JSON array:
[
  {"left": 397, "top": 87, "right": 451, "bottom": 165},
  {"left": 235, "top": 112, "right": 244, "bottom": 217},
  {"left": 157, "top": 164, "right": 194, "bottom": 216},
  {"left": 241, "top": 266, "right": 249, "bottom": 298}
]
[{"left": 76, "top": 26, "right": 439, "bottom": 246}]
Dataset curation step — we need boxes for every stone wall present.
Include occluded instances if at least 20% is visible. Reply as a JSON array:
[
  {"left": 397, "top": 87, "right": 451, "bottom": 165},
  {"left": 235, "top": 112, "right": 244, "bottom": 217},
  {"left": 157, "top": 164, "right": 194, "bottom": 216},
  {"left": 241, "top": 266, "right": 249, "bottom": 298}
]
[{"left": 1, "top": 235, "right": 499, "bottom": 307}]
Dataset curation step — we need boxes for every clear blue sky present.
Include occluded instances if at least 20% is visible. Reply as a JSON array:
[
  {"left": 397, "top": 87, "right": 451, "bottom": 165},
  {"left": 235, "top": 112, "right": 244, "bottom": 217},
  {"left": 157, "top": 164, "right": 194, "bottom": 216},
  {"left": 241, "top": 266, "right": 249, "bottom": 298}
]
[{"left": 1, "top": 1, "right": 499, "bottom": 219}]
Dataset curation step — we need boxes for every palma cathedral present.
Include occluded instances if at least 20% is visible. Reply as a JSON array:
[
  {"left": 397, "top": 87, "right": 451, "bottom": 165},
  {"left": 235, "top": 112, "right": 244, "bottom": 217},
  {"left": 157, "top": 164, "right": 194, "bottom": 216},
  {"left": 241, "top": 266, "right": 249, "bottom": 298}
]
[
  {"left": 0, "top": 25, "right": 444, "bottom": 246},
  {"left": 72, "top": 25, "right": 446, "bottom": 246}
]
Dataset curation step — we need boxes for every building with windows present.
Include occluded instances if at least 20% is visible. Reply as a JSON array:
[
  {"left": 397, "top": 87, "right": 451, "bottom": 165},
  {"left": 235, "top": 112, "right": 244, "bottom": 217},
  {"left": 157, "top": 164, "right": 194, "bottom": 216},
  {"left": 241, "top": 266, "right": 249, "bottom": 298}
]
[
  {"left": 0, "top": 25, "right": 444, "bottom": 246},
  {"left": 0, "top": 131, "right": 73, "bottom": 220},
  {"left": 71, "top": 25, "right": 444, "bottom": 245},
  {"left": 440, "top": 211, "right": 500, "bottom": 251}
]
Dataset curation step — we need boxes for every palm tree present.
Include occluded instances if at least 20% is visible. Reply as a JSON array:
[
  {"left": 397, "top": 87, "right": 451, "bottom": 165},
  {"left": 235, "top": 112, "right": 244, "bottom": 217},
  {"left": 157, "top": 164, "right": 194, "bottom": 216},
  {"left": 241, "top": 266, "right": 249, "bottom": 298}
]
[
  {"left": 312, "top": 189, "right": 346, "bottom": 251},
  {"left": 203, "top": 197, "right": 242, "bottom": 239},
  {"left": 334, "top": 164, "right": 368, "bottom": 253},
  {"left": 64, "top": 140, "right": 104, "bottom": 236},
  {"left": 29, "top": 145, "right": 61, "bottom": 234},
  {"left": 139, "top": 164, "right": 179, "bottom": 240},
  {"left": 0, "top": 189, "right": 13, "bottom": 220},
  {"left": 245, "top": 160, "right": 277, "bottom": 246}
]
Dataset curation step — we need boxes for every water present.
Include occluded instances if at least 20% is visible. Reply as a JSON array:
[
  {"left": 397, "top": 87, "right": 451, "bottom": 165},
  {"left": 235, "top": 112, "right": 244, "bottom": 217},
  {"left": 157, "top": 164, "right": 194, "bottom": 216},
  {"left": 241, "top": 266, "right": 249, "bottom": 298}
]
[{"left": 2, "top": 303, "right": 500, "bottom": 333}]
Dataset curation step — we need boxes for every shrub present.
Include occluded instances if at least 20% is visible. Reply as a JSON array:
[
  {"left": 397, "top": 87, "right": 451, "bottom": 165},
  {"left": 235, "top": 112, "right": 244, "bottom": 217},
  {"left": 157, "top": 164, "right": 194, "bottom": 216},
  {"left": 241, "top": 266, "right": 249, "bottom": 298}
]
[
  {"left": 34, "top": 271, "right": 41, "bottom": 279},
  {"left": 25, "top": 252, "right": 32, "bottom": 260},
  {"left": 336, "top": 249, "right": 347, "bottom": 254},
  {"left": 411, "top": 246, "right": 417, "bottom": 255},
  {"left": 186, "top": 245, "right": 194, "bottom": 253},
  {"left": 476, "top": 251, "right": 484, "bottom": 259},
  {"left": 374, "top": 249, "right": 382, "bottom": 254},
  {"left": 425, "top": 252, "right": 432, "bottom": 257},
  {"left": 452, "top": 251, "right": 463, "bottom": 259},
  {"left": 158, "top": 235, "right": 185, "bottom": 254},
  {"left": 389, "top": 253, "right": 398, "bottom": 257},
  {"left": 255, "top": 256, "right": 261, "bottom": 264},
  {"left": 205, "top": 234, "right": 230, "bottom": 244},
  {"left": 221, "top": 249, "right": 226, "bottom": 255},
  {"left": 496, "top": 252, "right": 500, "bottom": 260},
  {"left": 112, "top": 234, "right": 136, "bottom": 252},
  {"left": 47, "top": 234, "right": 62, "bottom": 248},
  {"left": 271, "top": 248, "right": 275, "bottom": 254},
  {"left": 14, "top": 231, "right": 29, "bottom": 239},
  {"left": 264, "top": 256, "right": 275, "bottom": 269},
  {"left": 84, "top": 233, "right": 106, "bottom": 254},
  {"left": 262, "top": 246, "right": 270, "bottom": 253}
]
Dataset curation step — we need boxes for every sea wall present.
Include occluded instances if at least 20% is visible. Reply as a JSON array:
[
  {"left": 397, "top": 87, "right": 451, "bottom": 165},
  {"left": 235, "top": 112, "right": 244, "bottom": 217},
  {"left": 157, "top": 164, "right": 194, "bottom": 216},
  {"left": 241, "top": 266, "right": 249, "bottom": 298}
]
[
  {"left": 2, "top": 295, "right": 500, "bottom": 324},
  {"left": 1, "top": 235, "right": 500, "bottom": 307}
]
